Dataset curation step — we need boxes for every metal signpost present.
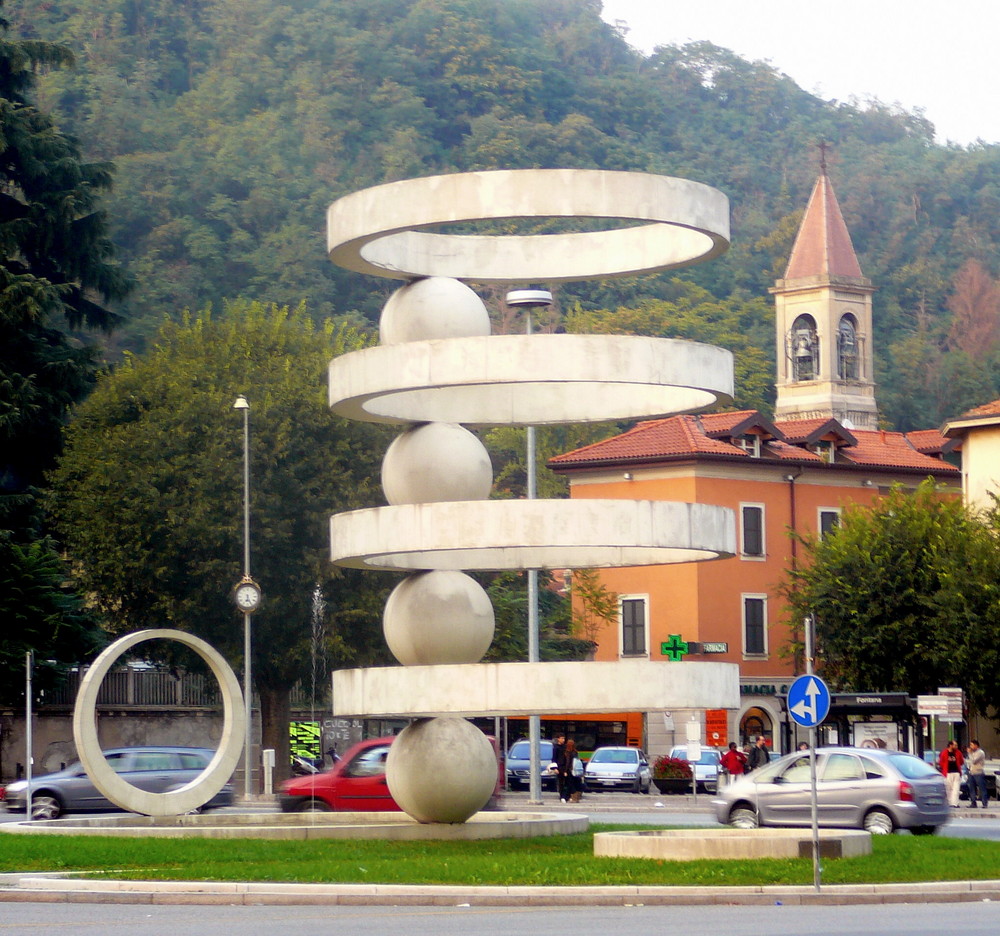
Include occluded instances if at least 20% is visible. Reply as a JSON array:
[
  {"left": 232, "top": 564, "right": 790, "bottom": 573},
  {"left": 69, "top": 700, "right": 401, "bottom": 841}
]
[
  {"left": 787, "top": 620, "right": 831, "bottom": 893},
  {"left": 686, "top": 717, "right": 702, "bottom": 800}
]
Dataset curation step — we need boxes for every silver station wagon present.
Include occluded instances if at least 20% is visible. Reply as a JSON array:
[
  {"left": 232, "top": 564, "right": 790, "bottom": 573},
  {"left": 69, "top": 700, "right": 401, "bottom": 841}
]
[
  {"left": 712, "top": 746, "right": 949, "bottom": 835},
  {"left": 3, "top": 746, "right": 234, "bottom": 820}
]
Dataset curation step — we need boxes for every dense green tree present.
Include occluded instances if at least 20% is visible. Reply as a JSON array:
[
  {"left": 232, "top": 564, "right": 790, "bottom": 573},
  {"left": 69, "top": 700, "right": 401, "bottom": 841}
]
[
  {"left": 48, "top": 301, "right": 391, "bottom": 779},
  {"left": 0, "top": 1, "right": 127, "bottom": 692},
  {"left": 781, "top": 481, "right": 1000, "bottom": 716},
  {"left": 0, "top": 2, "right": 128, "bottom": 533},
  {"left": 0, "top": 534, "right": 105, "bottom": 704},
  {"left": 13, "top": 0, "right": 1000, "bottom": 429}
]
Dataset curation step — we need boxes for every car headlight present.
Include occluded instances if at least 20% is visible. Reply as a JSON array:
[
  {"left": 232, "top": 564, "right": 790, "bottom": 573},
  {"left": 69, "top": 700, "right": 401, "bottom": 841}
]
[{"left": 4, "top": 781, "right": 26, "bottom": 795}]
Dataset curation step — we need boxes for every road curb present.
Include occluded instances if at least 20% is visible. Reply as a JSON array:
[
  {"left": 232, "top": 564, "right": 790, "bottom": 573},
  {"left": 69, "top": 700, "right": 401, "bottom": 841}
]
[{"left": 2, "top": 875, "right": 1000, "bottom": 906}]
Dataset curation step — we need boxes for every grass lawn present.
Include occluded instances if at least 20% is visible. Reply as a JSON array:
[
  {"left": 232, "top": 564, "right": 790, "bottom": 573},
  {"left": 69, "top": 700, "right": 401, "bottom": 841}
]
[{"left": 2, "top": 825, "right": 999, "bottom": 887}]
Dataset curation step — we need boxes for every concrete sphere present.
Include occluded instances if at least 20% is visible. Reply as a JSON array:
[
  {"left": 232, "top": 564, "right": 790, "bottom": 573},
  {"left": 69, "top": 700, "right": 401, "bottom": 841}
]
[
  {"left": 380, "top": 277, "right": 491, "bottom": 345},
  {"left": 383, "top": 571, "right": 495, "bottom": 665},
  {"left": 381, "top": 422, "right": 492, "bottom": 505},
  {"left": 386, "top": 717, "right": 497, "bottom": 823}
]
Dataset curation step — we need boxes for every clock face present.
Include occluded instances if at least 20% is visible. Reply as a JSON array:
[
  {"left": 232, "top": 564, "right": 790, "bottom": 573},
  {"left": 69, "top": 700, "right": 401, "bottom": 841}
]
[{"left": 235, "top": 583, "right": 260, "bottom": 611}]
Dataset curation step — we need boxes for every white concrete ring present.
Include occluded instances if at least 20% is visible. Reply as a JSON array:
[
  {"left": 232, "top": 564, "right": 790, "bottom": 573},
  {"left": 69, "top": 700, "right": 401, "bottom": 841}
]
[
  {"left": 332, "top": 659, "right": 741, "bottom": 718},
  {"left": 330, "top": 500, "right": 735, "bottom": 571},
  {"left": 327, "top": 169, "right": 730, "bottom": 282},
  {"left": 329, "top": 334, "right": 733, "bottom": 426},
  {"left": 72, "top": 629, "right": 246, "bottom": 817}
]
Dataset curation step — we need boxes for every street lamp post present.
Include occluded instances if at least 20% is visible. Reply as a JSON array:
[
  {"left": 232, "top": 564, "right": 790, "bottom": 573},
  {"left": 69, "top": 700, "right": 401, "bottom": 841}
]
[
  {"left": 232, "top": 395, "right": 260, "bottom": 799},
  {"left": 505, "top": 288, "right": 554, "bottom": 805}
]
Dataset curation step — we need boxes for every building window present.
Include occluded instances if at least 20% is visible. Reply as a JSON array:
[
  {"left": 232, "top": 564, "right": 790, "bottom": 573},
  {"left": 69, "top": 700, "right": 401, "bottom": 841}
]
[
  {"left": 819, "top": 508, "right": 841, "bottom": 538},
  {"left": 620, "top": 596, "right": 647, "bottom": 657},
  {"left": 735, "top": 434, "right": 761, "bottom": 457},
  {"left": 743, "top": 596, "right": 767, "bottom": 656},
  {"left": 740, "top": 504, "right": 765, "bottom": 558}
]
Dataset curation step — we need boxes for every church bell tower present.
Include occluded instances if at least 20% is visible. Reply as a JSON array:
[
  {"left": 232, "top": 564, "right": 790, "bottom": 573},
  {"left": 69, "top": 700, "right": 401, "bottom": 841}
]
[{"left": 771, "top": 155, "right": 878, "bottom": 429}]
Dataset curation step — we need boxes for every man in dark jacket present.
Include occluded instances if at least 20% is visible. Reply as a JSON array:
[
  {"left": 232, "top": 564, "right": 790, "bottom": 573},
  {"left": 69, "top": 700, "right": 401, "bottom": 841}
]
[{"left": 747, "top": 736, "right": 770, "bottom": 772}]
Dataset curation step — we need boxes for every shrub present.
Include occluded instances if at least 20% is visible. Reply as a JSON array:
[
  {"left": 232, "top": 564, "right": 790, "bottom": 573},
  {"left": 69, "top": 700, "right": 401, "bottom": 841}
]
[{"left": 652, "top": 755, "right": 693, "bottom": 779}]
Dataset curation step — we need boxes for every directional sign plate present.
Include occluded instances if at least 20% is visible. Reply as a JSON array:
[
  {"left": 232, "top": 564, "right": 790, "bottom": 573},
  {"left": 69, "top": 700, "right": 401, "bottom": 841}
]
[{"left": 787, "top": 674, "right": 831, "bottom": 728}]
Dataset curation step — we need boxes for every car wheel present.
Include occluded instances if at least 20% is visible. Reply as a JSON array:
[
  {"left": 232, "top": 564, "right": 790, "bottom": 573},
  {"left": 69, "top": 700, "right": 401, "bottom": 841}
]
[
  {"left": 31, "top": 794, "right": 62, "bottom": 821},
  {"left": 729, "top": 806, "right": 759, "bottom": 829},
  {"left": 641, "top": 779, "right": 650, "bottom": 794},
  {"left": 863, "top": 808, "right": 895, "bottom": 835},
  {"left": 910, "top": 825, "right": 938, "bottom": 836},
  {"left": 297, "top": 798, "right": 333, "bottom": 812}
]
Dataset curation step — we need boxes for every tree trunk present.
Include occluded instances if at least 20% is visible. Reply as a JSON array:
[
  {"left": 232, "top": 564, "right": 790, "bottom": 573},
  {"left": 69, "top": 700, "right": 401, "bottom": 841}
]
[{"left": 258, "top": 683, "right": 292, "bottom": 786}]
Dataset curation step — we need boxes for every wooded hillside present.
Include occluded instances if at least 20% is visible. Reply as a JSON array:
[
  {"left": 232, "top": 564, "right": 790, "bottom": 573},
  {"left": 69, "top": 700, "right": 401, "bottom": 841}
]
[{"left": 15, "top": 0, "right": 1000, "bottom": 429}]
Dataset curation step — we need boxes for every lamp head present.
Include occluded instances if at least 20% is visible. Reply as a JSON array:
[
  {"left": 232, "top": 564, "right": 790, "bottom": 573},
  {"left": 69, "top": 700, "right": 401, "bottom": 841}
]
[
  {"left": 505, "top": 288, "right": 553, "bottom": 309},
  {"left": 233, "top": 395, "right": 250, "bottom": 410}
]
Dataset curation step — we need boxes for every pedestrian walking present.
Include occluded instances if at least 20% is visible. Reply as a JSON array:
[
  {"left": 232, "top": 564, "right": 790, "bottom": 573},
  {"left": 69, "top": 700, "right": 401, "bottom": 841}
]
[
  {"left": 939, "top": 739, "right": 964, "bottom": 808},
  {"left": 966, "top": 739, "right": 988, "bottom": 809}
]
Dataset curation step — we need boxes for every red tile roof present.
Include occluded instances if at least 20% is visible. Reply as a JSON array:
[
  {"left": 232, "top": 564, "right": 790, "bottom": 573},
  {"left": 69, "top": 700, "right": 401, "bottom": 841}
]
[
  {"left": 784, "top": 172, "right": 864, "bottom": 280},
  {"left": 548, "top": 416, "right": 745, "bottom": 466},
  {"left": 549, "top": 412, "right": 958, "bottom": 475},
  {"left": 905, "top": 429, "right": 960, "bottom": 456},
  {"left": 773, "top": 418, "right": 857, "bottom": 447},
  {"left": 960, "top": 398, "right": 1000, "bottom": 419}
]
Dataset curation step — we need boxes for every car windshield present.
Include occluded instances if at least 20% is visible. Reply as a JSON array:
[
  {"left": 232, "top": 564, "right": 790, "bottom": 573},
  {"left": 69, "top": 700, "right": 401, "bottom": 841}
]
[
  {"left": 888, "top": 753, "right": 940, "bottom": 779},
  {"left": 508, "top": 741, "right": 552, "bottom": 759},
  {"left": 591, "top": 749, "right": 636, "bottom": 764},
  {"left": 671, "top": 749, "right": 719, "bottom": 765}
]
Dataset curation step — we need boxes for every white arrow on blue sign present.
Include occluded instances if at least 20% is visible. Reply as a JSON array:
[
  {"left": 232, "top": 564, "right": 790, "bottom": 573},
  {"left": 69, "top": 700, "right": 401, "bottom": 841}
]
[{"left": 787, "top": 674, "right": 831, "bottom": 728}]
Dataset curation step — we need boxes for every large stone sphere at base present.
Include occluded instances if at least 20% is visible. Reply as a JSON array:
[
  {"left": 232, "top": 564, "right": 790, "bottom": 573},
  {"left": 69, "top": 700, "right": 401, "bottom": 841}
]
[
  {"left": 384, "top": 570, "right": 495, "bottom": 665},
  {"left": 386, "top": 717, "right": 497, "bottom": 823}
]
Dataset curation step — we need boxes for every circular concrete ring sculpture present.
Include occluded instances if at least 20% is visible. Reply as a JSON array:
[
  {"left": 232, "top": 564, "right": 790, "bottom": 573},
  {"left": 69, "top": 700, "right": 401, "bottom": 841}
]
[
  {"left": 380, "top": 276, "right": 491, "bottom": 345},
  {"left": 329, "top": 334, "right": 734, "bottom": 426},
  {"left": 383, "top": 571, "right": 495, "bottom": 665},
  {"left": 327, "top": 169, "right": 730, "bottom": 282},
  {"left": 382, "top": 423, "right": 492, "bottom": 505},
  {"left": 72, "top": 629, "right": 246, "bottom": 817},
  {"left": 331, "top": 500, "right": 735, "bottom": 571},
  {"left": 386, "top": 717, "right": 498, "bottom": 823}
]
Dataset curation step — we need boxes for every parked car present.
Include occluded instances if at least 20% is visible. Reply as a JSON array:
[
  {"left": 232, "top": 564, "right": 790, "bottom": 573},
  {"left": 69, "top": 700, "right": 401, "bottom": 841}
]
[
  {"left": 280, "top": 735, "right": 504, "bottom": 812},
  {"left": 712, "top": 746, "right": 950, "bottom": 835},
  {"left": 279, "top": 737, "right": 398, "bottom": 812},
  {"left": 505, "top": 739, "right": 558, "bottom": 791},
  {"left": 584, "top": 746, "right": 651, "bottom": 794},
  {"left": 669, "top": 746, "right": 723, "bottom": 792},
  {"left": 2, "top": 746, "right": 234, "bottom": 820}
]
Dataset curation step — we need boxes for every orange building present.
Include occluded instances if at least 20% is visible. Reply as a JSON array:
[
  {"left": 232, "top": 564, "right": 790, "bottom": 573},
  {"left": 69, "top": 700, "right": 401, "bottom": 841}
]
[{"left": 549, "top": 166, "right": 961, "bottom": 756}]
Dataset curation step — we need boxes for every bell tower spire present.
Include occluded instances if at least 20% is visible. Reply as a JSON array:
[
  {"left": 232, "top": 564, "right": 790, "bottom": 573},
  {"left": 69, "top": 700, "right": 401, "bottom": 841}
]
[{"left": 771, "top": 150, "right": 878, "bottom": 429}]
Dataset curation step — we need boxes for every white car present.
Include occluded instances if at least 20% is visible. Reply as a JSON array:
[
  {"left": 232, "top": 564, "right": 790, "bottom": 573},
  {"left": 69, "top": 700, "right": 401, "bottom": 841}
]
[
  {"left": 670, "top": 746, "right": 723, "bottom": 792},
  {"left": 584, "top": 746, "right": 651, "bottom": 794}
]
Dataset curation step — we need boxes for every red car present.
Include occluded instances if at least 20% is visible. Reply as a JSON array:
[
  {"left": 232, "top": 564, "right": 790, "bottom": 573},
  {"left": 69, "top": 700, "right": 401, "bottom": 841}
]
[
  {"left": 278, "top": 733, "right": 504, "bottom": 813},
  {"left": 279, "top": 737, "right": 398, "bottom": 812}
]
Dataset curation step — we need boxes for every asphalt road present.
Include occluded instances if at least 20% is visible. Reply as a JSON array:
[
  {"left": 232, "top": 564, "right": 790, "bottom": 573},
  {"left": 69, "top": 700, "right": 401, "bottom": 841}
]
[{"left": 2, "top": 901, "right": 1000, "bottom": 936}]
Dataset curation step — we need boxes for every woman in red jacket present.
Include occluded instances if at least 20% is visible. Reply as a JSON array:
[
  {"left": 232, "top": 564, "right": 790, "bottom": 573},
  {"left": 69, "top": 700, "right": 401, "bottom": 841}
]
[{"left": 939, "top": 740, "right": 964, "bottom": 807}]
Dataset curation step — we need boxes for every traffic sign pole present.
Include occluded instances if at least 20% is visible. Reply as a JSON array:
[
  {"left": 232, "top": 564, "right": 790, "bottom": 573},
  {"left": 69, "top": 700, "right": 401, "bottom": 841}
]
[{"left": 806, "top": 617, "right": 820, "bottom": 894}]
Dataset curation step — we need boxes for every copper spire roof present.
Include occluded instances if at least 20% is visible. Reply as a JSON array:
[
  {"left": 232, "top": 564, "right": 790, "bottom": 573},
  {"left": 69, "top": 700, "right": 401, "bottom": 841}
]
[{"left": 783, "top": 171, "right": 864, "bottom": 280}]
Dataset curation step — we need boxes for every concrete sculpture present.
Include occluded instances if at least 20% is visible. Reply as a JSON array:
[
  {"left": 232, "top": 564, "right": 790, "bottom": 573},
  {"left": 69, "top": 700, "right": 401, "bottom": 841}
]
[
  {"left": 326, "top": 169, "right": 741, "bottom": 823},
  {"left": 72, "top": 629, "right": 246, "bottom": 816}
]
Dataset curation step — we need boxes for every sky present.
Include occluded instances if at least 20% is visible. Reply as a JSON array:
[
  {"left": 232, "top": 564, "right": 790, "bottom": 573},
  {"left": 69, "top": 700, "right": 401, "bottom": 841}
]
[{"left": 599, "top": 1, "right": 999, "bottom": 147}]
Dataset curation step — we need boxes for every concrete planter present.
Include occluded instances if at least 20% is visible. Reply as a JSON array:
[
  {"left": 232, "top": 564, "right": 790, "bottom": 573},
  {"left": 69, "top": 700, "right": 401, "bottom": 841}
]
[{"left": 652, "top": 778, "right": 692, "bottom": 795}]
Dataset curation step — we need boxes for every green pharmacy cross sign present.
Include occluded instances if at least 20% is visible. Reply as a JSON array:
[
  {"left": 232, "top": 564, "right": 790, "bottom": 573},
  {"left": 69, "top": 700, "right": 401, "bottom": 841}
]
[{"left": 660, "top": 634, "right": 689, "bottom": 661}]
